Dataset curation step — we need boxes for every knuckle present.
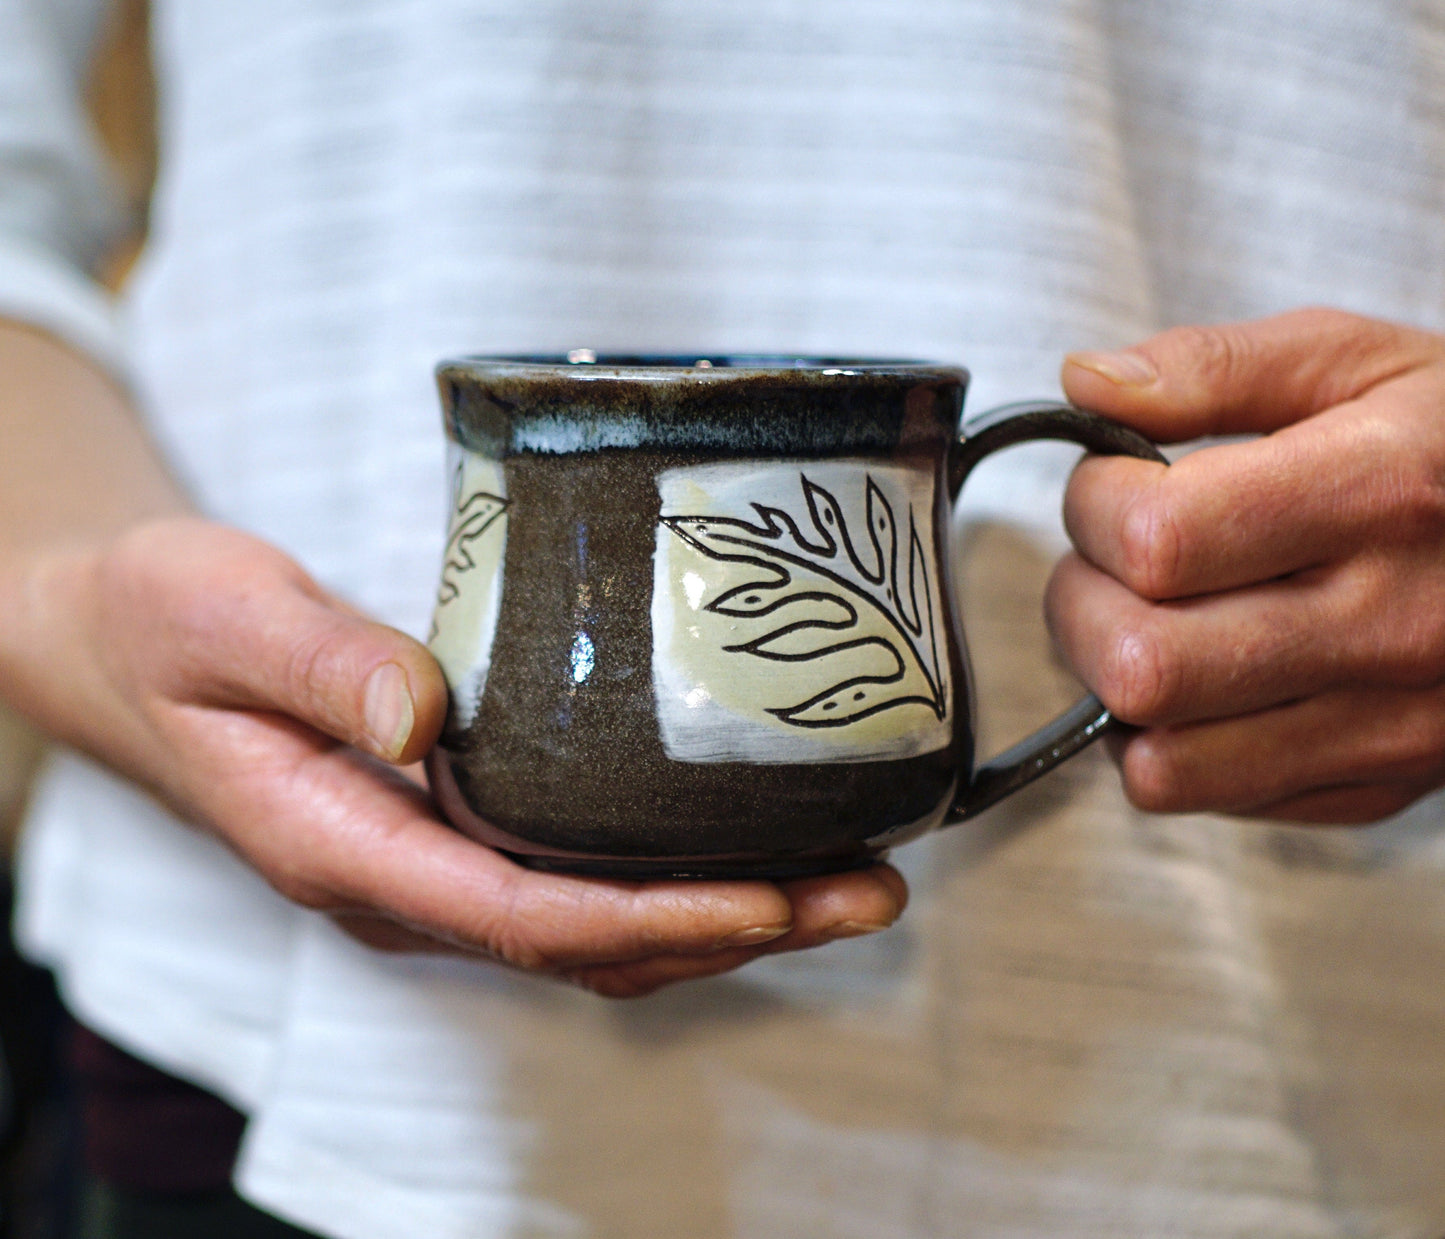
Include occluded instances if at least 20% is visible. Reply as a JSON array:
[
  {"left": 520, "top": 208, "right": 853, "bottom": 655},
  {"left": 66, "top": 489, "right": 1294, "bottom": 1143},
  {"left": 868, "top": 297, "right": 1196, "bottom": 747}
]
[
  {"left": 1165, "top": 322, "right": 1251, "bottom": 394},
  {"left": 265, "top": 861, "right": 341, "bottom": 911},
  {"left": 1375, "top": 750, "right": 1445, "bottom": 788},
  {"left": 1285, "top": 305, "right": 1360, "bottom": 337},
  {"left": 1370, "top": 703, "right": 1445, "bottom": 783},
  {"left": 1116, "top": 489, "right": 1185, "bottom": 599},
  {"left": 283, "top": 629, "right": 331, "bottom": 702},
  {"left": 1317, "top": 305, "right": 1435, "bottom": 361},
  {"left": 1386, "top": 617, "right": 1445, "bottom": 689},
  {"left": 1120, "top": 737, "right": 1190, "bottom": 813},
  {"left": 569, "top": 968, "right": 662, "bottom": 1000},
  {"left": 1345, "top": 562, "right": 1445, "bottom": 688},
  {"left": 1098, "top": 624, "right": 1181, "bottom": 724},
  {"left": 486, "top": 926, "right": 555, "bottom": 973},
  {"left": 1299, "top": 308, "right": 1441, "bottom": 403},
  {"left": 1386, "top": 456, "right": 1445, "bottom": 542},
  {"left": 251, "top": 820, "right": 357, "bottom": 914},
  {"left": 468, "top": 874, "right": 563, "bottom": 973},
  {"left": 282, "top": 620, "right": 355, "bottom": 717}
]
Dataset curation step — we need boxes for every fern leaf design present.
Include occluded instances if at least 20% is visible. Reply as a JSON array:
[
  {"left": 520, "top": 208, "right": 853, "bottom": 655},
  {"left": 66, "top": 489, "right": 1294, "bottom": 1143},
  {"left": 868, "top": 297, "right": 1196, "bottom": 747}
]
[
  {"left": 436, "top": 475, "right": 509, "bottom": 608},
  {"left": 660, "top": 471, "right": 947, "bottom": 730}
]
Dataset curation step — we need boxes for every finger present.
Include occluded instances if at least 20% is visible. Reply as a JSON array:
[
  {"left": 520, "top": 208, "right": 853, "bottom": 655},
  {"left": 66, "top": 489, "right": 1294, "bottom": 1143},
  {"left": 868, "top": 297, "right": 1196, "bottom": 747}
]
[
  {"left": 1109, "top": 685, "right": 1445, "bottom": 815},
  {"left": 329, "top": 913, "right": 775, "bottom": 996},
  {"left": 107, "top": 520, "right": 448, "bottom": 763},
  {"left": 556, "top": 865, "right": 908, "bottom": 997},
  {"left": 338, "top": 864, "right": 906, "bottom": 994},
  {"left": 1062, "top": 379, "right": 1442, "bottom": 598},
  {"left": 1048, "top": 546, "right": 1445, "bottom": 726},
  {"left": 1060, "top": 308, "right": 1444, "bottom": 441},
  {"left": 1246, "top": 783, "right": 1429, "bottom": 825},
  {"left": 563, "top": 947, "right": 778, "bottom": 999},
  {"left": 1045, "top": 551, "right": 1335, "bottom": 725},
  {"left": 330, "top": 915, "right": 784, "bottom": 999},
  {"left": 765, "top": 864, "right": 908, "bottom": 952},
  {"left": 333, "top": 915, "right": 790, "bottom": 1000},
  {"left": 331, "top": 912, "right": 471, "bottom": 955},
  {"left": 335, "top": 911, "right": 835, "bottom": 1000},
  {"left": 196, "top": 718, "right": 804, "bottom": 969}
]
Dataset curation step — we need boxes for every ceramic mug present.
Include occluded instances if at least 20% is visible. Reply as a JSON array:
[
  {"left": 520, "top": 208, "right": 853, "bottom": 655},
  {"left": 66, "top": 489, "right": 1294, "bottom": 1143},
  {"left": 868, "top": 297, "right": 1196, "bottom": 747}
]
[{"left": 424, "top": 355, "right": 1164, "bottom": 878}]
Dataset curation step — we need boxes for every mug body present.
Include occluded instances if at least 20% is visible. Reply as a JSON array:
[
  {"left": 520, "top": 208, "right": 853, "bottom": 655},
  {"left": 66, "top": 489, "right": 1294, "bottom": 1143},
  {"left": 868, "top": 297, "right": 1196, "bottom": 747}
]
[{"left": 425, "top": 355, "right": 972, "bottom": 877}]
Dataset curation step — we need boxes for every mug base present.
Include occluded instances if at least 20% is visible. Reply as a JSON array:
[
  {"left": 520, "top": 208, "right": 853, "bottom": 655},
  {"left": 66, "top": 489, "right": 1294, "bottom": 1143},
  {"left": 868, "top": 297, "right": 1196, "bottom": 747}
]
[
  {"left": 507, "top": 849, "right": 883, "bottom": 881},
  {"left": 428, "top": 748, "right": 903, "bottom": 880}
]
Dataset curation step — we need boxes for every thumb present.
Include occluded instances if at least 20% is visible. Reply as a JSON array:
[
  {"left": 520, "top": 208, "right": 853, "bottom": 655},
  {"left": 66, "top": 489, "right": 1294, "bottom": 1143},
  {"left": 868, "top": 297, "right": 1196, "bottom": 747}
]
[
  {"left": 1060, "top": 308, "right": 1441, "bottom": 441},
  {"left": 115, "top": 520, "right": 448, "bottom": 763}
]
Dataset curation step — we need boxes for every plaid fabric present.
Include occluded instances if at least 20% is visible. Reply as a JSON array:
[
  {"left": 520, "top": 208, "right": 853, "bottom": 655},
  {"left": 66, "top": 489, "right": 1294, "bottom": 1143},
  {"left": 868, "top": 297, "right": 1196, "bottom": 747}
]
[{"left": 77, "top": 1179, "right": 320, "bottom": 1239}]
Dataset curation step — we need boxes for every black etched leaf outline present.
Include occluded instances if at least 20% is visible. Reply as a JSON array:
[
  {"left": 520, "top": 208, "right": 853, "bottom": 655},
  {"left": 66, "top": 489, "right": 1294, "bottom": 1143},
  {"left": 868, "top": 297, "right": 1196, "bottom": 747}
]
[
  {"left": 660, "top": 472, "right": 947, "bottom": 729},
  {"left": 433, "top": 462, "right": 509, "bottom": 616}
]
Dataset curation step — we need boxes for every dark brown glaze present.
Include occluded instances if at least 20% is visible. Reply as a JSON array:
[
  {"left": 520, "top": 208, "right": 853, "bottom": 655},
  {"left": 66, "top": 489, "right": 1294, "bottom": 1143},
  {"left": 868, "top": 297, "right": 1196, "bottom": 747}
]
[
  {"left": 427, "top": 358, "right": 974, "bottom": 876},
  {"left": 430, "top": 448, "right": 968, "bottom": 864},
  {"left": 436, "top": 356, "right": 966, "bottom": 459}
]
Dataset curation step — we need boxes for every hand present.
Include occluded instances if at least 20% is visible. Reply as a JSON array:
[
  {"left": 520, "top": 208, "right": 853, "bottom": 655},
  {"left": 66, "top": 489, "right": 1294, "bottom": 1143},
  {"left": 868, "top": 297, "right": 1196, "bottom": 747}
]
[
  {"left": 1, "top": 518, "right": 905, "bottom": 996},
  {"left": 1046, "top": 308, "right": 1445, "bottom": 823}
]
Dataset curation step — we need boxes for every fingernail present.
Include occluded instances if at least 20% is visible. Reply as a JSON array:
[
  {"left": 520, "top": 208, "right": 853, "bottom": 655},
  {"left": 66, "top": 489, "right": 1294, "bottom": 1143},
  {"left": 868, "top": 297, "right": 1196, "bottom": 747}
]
[
  {"left": 1066, "top": 349, "right": 1158, "bottom": 387},
  {"left": 363, "top": 662, "right": 415, "bottom": 760},
  {"left": 821, "top": 919, "right": 894, "bottom": 942},
  {"left": 715, "top": 924, "right": 790, "bottom": 949}
]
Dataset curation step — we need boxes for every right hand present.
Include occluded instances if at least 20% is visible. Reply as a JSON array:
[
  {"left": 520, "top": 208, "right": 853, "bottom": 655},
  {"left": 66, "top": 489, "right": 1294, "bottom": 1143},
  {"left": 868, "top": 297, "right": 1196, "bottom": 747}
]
[
  {"left": 1048, "top": 309, "right": 1445, "bottom": 824},
  {"left": 1, "top": 517, "right": 906, "bottom": 997}
]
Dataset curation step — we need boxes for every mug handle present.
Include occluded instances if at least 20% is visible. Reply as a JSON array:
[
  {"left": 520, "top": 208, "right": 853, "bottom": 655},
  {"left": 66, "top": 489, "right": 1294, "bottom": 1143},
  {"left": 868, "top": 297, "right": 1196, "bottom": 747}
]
[{"left": 947, "top": 401, "right": 1169, "bottom": 821}]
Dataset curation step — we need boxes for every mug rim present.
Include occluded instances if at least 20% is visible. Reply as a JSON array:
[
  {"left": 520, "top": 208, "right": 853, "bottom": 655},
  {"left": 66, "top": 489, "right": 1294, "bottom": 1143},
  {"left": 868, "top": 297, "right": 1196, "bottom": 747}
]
[
  {"left": 436, "top": 353, "right": 970, "bottom": 457},
  {"left": 439, "top": 353, "right": 969, "bottom": 383}
]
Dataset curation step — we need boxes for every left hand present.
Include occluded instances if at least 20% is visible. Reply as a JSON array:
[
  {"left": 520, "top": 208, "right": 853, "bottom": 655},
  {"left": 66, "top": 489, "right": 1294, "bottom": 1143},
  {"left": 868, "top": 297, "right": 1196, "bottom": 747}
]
[
  {"left": 1046, "top": 308, "right": 1445, "bottom": 823},
  {"left": 1, "top": 517, "right": 907, "bottom": 1000}
]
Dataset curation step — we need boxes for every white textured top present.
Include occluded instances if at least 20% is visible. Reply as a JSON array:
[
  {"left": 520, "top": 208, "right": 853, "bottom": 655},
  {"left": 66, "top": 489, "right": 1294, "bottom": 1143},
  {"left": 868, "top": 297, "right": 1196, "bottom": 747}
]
[{"left": 7, "top": 1, "right": 1445, "bottom": 1236}]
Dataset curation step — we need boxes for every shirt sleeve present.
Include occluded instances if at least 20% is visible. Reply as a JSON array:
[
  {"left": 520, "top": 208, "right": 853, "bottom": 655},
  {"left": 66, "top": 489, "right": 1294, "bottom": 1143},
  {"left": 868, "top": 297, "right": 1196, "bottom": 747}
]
[{"left": 0, "top": 0, "right": 130, "bottom": 377}]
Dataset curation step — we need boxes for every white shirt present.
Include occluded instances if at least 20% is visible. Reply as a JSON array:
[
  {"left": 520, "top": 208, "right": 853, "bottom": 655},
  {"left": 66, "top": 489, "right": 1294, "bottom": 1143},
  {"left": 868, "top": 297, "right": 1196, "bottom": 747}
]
[{"left": 6, "top": 2, "right": 1445, "bottom": 1236}]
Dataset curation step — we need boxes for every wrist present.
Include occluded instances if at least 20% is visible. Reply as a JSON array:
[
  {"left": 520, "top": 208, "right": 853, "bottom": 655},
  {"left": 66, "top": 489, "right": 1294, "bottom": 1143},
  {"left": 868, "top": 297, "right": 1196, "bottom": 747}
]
[{"left": 0, "top": 534, "right": 109, "bottom": 744}]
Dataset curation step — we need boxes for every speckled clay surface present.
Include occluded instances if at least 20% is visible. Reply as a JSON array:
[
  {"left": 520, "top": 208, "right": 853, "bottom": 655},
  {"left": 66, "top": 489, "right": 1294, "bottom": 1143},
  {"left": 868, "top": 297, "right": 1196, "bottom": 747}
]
[
  {"left": 426, "top": 357, "right": 970, "bottom": 876},
  {"left": 424, "top": 356, "right": 1164, "bottom": 877}
]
